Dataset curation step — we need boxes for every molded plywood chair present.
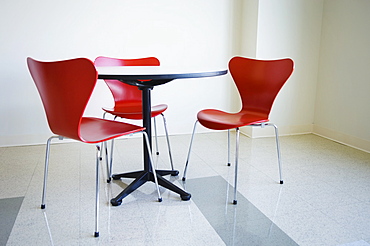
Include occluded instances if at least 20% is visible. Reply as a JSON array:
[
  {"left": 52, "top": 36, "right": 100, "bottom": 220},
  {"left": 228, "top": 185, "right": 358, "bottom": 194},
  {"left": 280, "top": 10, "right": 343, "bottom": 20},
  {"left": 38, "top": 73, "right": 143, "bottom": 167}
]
[
  {"left": 182, "top": 56, "right": 294, "bottom": 204},
  {"left": 27, "top": 57, "right": 161, "bottom": 237},
  {"left": 94, "top": 56, "right": 173, "bottom": 182}
]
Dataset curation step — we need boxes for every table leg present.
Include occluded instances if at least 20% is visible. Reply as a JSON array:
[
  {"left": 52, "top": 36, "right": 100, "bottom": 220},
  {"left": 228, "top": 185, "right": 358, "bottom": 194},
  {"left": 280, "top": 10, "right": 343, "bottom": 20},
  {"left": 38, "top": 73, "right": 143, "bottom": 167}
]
[{"left": 141, "top": 86, "right": 152, "bottom": 171}]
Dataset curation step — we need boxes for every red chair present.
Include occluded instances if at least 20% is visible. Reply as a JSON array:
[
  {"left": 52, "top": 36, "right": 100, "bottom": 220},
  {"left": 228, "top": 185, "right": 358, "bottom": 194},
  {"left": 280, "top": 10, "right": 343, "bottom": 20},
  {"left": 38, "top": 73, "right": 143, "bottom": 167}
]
[
  {"left": 27, "top": 57, "right": 161, "bottom": 237},
  {"left": 182, "top": 56, "right": 294, "bottom": 204},
  {"left": 94, "top": 56, "right": 174, "bottom": 182}
]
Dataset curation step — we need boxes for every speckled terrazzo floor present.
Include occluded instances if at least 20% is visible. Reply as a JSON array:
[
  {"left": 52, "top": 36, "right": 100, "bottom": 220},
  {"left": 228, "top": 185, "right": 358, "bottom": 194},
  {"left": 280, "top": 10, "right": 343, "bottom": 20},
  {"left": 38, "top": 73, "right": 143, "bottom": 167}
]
[{"left": 1, "top": 133, "right": 370, "bottom": 246}]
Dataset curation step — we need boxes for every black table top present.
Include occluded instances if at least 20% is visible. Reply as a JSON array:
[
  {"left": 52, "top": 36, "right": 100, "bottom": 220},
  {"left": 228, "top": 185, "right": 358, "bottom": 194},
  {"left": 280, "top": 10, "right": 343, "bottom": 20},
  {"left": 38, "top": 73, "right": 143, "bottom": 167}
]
[{"left": 96, "top": 66, "right": 228, "bottom": 87}]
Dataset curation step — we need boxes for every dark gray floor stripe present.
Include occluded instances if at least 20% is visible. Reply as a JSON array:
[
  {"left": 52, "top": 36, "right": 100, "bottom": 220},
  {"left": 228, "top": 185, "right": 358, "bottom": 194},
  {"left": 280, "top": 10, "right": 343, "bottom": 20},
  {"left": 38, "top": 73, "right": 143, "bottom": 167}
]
[
  {"left": 184, "top": 176, "right": 297, "bottom": 246},
  {"left": 0, "top": 197, "right": 24, "bottom": 246}
]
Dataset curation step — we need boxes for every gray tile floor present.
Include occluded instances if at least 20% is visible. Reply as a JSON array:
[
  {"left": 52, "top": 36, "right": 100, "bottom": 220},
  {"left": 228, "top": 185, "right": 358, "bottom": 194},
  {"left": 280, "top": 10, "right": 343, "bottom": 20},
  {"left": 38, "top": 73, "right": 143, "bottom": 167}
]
[
  {"left": 0, "top": 197, "right": 23, "bottom": 245},
  {"left": 1, "top": 132, "right": 370, "bottom": 245},
  {"left": 185, "top": 176, "right": 297, "bottom": 246}
]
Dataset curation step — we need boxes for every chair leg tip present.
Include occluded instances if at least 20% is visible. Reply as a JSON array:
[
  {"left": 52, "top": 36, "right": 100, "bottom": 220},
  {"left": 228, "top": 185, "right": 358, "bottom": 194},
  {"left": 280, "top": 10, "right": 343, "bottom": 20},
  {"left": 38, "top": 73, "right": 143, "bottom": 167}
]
[
  {"left": 171, "top": 170, "right": 179, "bottom": 176},
  {"left": 182, "top": 177, "right": 186, "bottom": 181},
  {"left": 94, "top": 232, "right": 99, "bottom": 237},
  {"left": 232, "top": 200, "right": 237, "bottom": 205},
  {"left": 181, "top": 194, "right": 191, "bottom": 201},
  {"left": 158, "top": 198, "right": 163, "bottom": 202},
  {"left": 41, "top": 204, "right": 46, "bottom": 209},
  {"left": 110, "top": 199, "right": 122, "bottom": 206},
  {"left": 227, "top": 163, "right": 231, "bottom": 166},
  {"left": 280, "top": 180, "right": 284, "bottom": 184}
]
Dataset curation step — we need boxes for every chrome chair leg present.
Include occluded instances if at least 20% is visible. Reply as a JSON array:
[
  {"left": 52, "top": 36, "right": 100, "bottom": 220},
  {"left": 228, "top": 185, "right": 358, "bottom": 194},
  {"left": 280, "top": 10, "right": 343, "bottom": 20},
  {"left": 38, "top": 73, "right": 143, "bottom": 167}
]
[
  {"left": 142, "top": 131, "right": 162, "bottom": 202},
  {"left": 103, "top": 115, "right": 118, "bottom": 181},
  {"left": 41, "top": 136, "right": 63, "bottom": 209},
  {"left": 227, "top": 129, "right": 231, "bottom": 166},
  {"left": 161, "top": 113, "right": 174, "bottom": 171},
  {"left": 94, "top": 144, "right": 100, "bottom": 237},
  {"left": 266, "top": 123, "right": 283, "bottom": 184},
  {"left": 99, "top": 112, "right": 109, "bottom": 161},
  {"left": 108, "top": 139, "right": 114, "bottom": 182},
  {"left": 102, "top": 142, "right": 110, "bottom": 183},
  {"left": 182, "top": 120, "right": 198, "bottom": 181},
  {"left": 233, "top": 128, "right": 240, "bottom": 205},
  {"left": 104, "top": 140, "right": 114, "bottom": 183},
  {"left": 153, "top": 117, "right": 160, "bottom": 155}
]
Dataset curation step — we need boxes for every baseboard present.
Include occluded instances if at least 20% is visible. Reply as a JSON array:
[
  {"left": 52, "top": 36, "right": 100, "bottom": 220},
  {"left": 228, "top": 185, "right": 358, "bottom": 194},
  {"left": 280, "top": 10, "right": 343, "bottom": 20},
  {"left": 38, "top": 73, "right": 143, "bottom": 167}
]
[
  {"left": 313, "top": 125, "right": 370, "bottom": 153},
  {"left": 239, "top": 124, "right": 370, "bottom": 153},
  {"left": 0, "top": 134, "right": 50, "bottom": 147},
  {"left": 240, "top": 124, "right": 314, "bottom": 138}
]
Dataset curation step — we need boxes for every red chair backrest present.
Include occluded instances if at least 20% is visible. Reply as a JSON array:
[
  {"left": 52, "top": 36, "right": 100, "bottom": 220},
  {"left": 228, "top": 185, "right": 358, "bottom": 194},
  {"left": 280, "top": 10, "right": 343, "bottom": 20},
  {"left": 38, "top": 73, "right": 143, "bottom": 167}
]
[
  {"left": 27, "top": 57, "right": 98, "bottom": 140},
  {"left": 94, "top": 57, "right": 160, "bottom": 104},
  {"left": 229, "top": 56, "right": 294, "bottom": 118}
]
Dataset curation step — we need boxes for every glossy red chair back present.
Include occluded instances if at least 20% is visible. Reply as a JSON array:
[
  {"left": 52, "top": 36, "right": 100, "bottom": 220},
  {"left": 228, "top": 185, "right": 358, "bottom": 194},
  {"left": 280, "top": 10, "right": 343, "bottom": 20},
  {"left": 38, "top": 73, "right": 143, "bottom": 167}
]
[
  {"left": 94, "top": 56, "right": 160, "bottom": 104},
  {"left": 229, "top": 56, "right": 294, "bottom": 118},
  {"left": 27, "top": 57, "right": 97, "bottom": 140}
]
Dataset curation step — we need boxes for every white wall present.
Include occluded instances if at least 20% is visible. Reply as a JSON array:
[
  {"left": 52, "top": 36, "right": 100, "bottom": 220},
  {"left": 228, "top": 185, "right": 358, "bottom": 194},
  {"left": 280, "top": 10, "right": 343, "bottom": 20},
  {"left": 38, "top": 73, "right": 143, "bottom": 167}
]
[
  {"left": 238, "top": 0, "right": 324, "bottom": 138},
  {"left": 314, "top": 0, "right": 370, "bottom": 152},
  {"left": 0, "top": 0, "right": 234, "bottom": 146},
  {"left": 240, "top": 0, "right": 259, "bottom": 58}
]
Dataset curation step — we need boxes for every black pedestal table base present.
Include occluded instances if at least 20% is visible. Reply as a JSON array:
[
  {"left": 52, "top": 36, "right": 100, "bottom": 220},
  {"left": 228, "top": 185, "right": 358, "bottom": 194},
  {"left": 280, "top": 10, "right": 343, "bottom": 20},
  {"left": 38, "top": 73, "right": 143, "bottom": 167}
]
[{"left": 110, "top": 169, "right": 191, "bottom": 206}]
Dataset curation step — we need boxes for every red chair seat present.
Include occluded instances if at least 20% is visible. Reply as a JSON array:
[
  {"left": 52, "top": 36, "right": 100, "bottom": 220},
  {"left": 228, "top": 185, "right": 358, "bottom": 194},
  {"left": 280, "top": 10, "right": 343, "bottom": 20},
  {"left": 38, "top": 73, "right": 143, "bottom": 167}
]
[
  {"left": 79, "top": 117, "right": 145, "bottom": 143},
  {"left": 197, "top": 109, "right": 269, "bottom": 130},
  {"left": 103, "top": 103, "right": 168, "bottom": 120}
]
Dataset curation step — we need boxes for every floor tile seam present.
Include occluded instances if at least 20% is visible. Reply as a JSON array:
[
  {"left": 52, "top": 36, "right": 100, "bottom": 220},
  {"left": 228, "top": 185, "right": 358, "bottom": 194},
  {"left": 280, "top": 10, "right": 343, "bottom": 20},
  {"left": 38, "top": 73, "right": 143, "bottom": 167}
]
[
  {"left": 135, "top": 196, "right": 169, "bottom": 232},
  {"left": 363, "top": 237, "right": 370, "bottom": 244},
  {"left": 268, "top": 204, "right": 329, "bottom": 224},
  {"left": 299, "top": 196, "right": 362, "bottom": 212},
  {"left": 318, "top": 201, "right": 370, "bottom": 223},
  {"left": 188, "top": 152, "right": 225, "bottom": 179},
  {"left": 263, "top": 206, "right": 318, "bottom": 221},
  {"left": 275, "top": 213, "right": 355, "bottom": 246},
  {"left": 324, "top": 218, "right": 364, "bottom": 246},
  {"left": 300, "top": 177, "right": 365, "bottom": 206},
  {"left": 0, "top": 194, "right": 26, "bottom": 200},
  {"left": 344, "top": 229, "right": 370, "bottom": 242},
  {"left": 283, "top": 173, "right": 357, "bottom": 192},
  {"left": 209, "top": 162, "right": 235, "bottom": 181},
  {"left": 273, "top": 206, "right": 351, "bottom": 231},
  {"left": 246, "top": 181, "right": 352, "bottom": 218},
  {"left": 22, "top": 153, "right": 43, "bottom": 202},
  {"left": 243, "top": 163, "right": 283, "bottom": 182},
  {"left": 245, "top": 193, "right": 310, "bottom": 222},
  {"left": 260, "top": 211, "right": 302, "bottom": 241},
  {"left": 0, "top": 196, "right": 25, "bottom": 201}
]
